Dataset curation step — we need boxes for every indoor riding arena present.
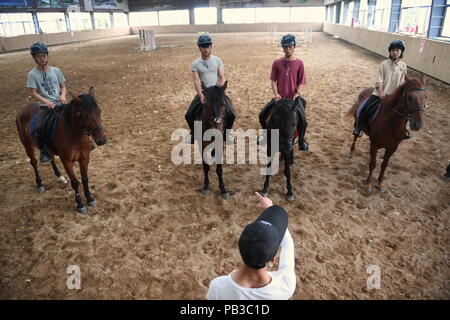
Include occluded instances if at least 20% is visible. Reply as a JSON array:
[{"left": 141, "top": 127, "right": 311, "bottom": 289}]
[{"left": 0, "top": 0, "right": 449, "bottom": 300}]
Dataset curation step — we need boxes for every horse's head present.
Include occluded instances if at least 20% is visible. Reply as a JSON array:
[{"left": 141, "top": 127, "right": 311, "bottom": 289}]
[
  {"left": 270, "top": 99, "right": 298, "bottom": 154},
  {"left": 201, "top": 81, "right": 227, "bottom": 131},
  {"left": 402, "top": 75, "right": 427, "bottom": 131},
  {"left": 70, "top": 87, "right": 107, "bottom": 146}
]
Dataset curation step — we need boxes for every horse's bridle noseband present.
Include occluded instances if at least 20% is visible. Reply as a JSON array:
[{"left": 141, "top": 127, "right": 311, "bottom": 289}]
[
  {"left": 81, "top": 125, "right": 103, "bottom": 136},
  {"left": 391, "top": 87, "right": 426, "bottom": 119}
]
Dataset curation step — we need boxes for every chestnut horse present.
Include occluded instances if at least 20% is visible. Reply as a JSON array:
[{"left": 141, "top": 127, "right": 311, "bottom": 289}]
[
  {"left": 16, "top": 87, "right": 107, "bottom": 213},
  {"left": 347, "top": 75, "right": 427, "bottom": 192}
]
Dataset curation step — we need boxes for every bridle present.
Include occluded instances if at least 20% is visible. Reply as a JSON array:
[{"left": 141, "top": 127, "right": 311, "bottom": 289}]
[
  {"left": 390, "top": 87, "right": 426, "bottom": 120},
  {"left": 71, "top": 101, "right": 103, "bottom": 136}
]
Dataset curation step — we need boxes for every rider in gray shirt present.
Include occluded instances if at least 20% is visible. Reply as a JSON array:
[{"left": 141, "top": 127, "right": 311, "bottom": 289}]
[
  {"left": 185, "top": 34, "right": 235, "bottom": 144},
  {"left": 26, "top": 42, "right": 67, "bottom": 163}
]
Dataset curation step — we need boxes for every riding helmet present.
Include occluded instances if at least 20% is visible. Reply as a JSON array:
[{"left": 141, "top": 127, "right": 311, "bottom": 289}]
[
  {"left": 197, "top": 34, "right": 212, "bottom": 46},
  {"left": 30, "top": 42, "right": 48, "bottom": 55},
  {"left": 281, "top": 34, "right": 296, "bottom": 47},
  {"left": 388, "top": 40, "right": 406, "bottom": 52}
]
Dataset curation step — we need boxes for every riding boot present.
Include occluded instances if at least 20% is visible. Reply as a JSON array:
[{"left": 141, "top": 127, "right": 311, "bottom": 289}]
[
  {"left": 299, "top": 138, "right": 309, "bottom": 151},
  {"left": 258, "top": 101, "right": 274, "bottom": 146},
  {"left": 353, "top": 122, "right": 362, "bottom": 137},
  {"left": 37, "top": 106, "right": 51, "bottom": 163}
]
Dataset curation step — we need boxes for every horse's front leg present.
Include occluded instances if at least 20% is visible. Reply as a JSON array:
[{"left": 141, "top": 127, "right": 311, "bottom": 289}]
[
  {"left": 261, "top": 138, "right": 272, "bottom": 197},
  {"left": 377, "top": 146, "right": 397, "bottom": 193},
  {"left": 51, "top": 158, "right": 67, "bottom": 184},
  {"left": 202, "top": 161, "right": 211, "bottom": 196},
  {"left": 365, "top": 143, "right": 378, "bottom": 193},
  {"left": 79, "top": 157, "right": 96, "bottom": 206},
  {"left": 284, "top": 152, "right": 294, "bottom": 201},
  {"left": 61, "top": 158, "right": 87, "bottom": 214},
  {"left": 216, "top": 164, "right": 229, "bottom": 200}
]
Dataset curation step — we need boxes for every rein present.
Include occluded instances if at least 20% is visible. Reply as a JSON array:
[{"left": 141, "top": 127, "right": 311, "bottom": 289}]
[{"left": 390, "top": 87, "right": 426, "bottom": 119}]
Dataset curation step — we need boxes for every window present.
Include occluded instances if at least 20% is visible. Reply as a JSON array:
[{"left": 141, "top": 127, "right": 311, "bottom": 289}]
[
  {"left": 373, "top": 0, "right": 391, "bottom": 31},
  {"left": 93, "top": 12, "right": 111, "bottom": 29},
  {"left": 158, "top": 10, "right": 189, "bottom": 26},
  {"left": 255, "top": 7, "right": 290, "bottom": 23},
  {"left": 290, "top": 7, "right": 325, "bottom": 22},
  {"left": 195, "top": 7, "right": 217, "bottom": 25},
  {"left": 37, "top": 12, "right": 67, "bottom": 34},
  {"left": 399, "top": 0, "right": 432, "bottom": 35},
  {"left": 69, "top": 12, "right": 92, "bottom": 31},
  {"left": 440, "top": 0, "right": 450, "bottom": 37},
  {"left": 222, "top": 8, "right": 255, "bottom": 24},
  {"left": 358, "top": 0, "right": 368, "bottom": 27},
  {"left": 0, "top": 13, "right": 34, "bottom": 37},
  {"left": 113, "top": 12, "right": 128, "bottom": 28},
  {"left": 129, "top": 12, "right": 158, "bottom": 27}
]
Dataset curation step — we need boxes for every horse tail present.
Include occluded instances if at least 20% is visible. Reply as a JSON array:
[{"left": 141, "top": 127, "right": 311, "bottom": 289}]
[{"left": 346, "top": 101, "right": 358, "bottom": 118}]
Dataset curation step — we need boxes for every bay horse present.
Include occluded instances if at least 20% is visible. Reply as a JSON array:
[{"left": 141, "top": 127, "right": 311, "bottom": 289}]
[
  {"left": 347, "top": 75, "right": 426, "bottom": 193},
  {"left": 16, "top": 87, "right": 107, "bottom": 214},
  {"left": 196, "top": 81, "right": 234, "bottom": 200},
  {"left": 260, "top": 98, "right": 302, "bottom": 201}
]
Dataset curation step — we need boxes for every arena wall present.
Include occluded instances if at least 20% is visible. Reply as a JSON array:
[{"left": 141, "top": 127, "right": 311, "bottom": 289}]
[
  {"left": 129, "top": 22, "right": 323, "bottom": 34},
  {"left": 0, "top": 27, "right": 131, "bottom": 53},
  {"left": 323, "top": 23, "right": 450, "bottom": 84}
]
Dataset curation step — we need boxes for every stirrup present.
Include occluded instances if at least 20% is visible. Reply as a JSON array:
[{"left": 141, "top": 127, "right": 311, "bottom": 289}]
[
  {"left": 353, "top": 127, "right": 362, "bottom": 137},
  {"left": 299, "top": 139, "right": 309, "bottom": 151}
]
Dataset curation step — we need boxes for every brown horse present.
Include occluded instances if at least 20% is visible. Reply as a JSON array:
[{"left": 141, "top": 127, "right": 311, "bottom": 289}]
[
  {"left": 16, "top": 87, "right": 107, "bottom": 213},
  {"left": 196, "top": 81, "right": 234, "bottom": 200},
  {"left": 260, "top": 98, "right": 301, "bottom": 201},
  {"left": 347, "top": 75, "right": 427, "bottom": 192}
]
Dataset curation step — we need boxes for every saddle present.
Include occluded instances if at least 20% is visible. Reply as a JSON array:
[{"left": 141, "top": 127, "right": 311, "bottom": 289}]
[
  {"left": 356, "top": 98, "right": 380, "bottom": 133},
  {"left": 264, "top": 98, "right": 305, "bottom": 138},
  {"left": 29, "top": 106, "right": 62, "bottom": 146}
]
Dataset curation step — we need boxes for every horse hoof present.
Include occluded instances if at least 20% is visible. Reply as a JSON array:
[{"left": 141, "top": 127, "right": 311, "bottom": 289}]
[
  {"left": 364, "top": 187, "right": 372, "bottom": 194},
  {"left": 379, "top": 187, "right": 386, "bottom": 193},
  {"left": 78, "top": 207, "right": 88, "bottom": 214},
  {"left": 221, "top": 193, "right": 230, "bottom": 200},
  {"left": 286, "top": 194, "right": 295, "bottom": 201},
  {"left": 57, "top": 176, "right": 67, "bottom": 184},
  {"left": 88, "top": 200, "right": 97, "bottom": 207},
  {"left": 260, "top": 191, "right": 268, "bottom": 198},
  {"left": 346, "top": 153, "right": 353, "bottom": 159},
  {"left": 37, "top": 186, "right": 45, "bottom": 193},
  {"left": 202, "top": 188, "right": 211, "bottom": 196}
]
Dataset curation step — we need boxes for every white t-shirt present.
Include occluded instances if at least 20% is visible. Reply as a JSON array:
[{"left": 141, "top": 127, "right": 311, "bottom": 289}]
[
  {"left": 191, "top": 55, "right": 224, "bottom": 88},
  {"left": 206, "top": 229, "right": 296, "bottom": 300}
]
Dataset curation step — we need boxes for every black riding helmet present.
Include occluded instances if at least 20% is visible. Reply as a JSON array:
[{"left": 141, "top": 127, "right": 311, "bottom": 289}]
[
  {"left": 197, "top": 34, "right": 212, "bottom": 47},
  {"left": 388, "top": 40, "right": 405, "bottom": 58},
  {"left": 30, "top": 42, "right": 48, "bottom": 55},
  {"left": 281, "top": 34, "right": 296, "bottom": 47}
]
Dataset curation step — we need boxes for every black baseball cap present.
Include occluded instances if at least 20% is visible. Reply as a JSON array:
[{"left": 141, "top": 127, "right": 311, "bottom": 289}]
[{"left": 238, "top": 206, "right": 288, "bottom": 269}]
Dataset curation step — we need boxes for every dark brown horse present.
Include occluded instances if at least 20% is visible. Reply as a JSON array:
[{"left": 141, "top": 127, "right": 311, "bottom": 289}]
[
  {"left": 347, "top": 75, "right": 427, "bottom": 193},
  {"left": 261, "top": 98, "right": 301, "bottom": 201},
  {"left": 197, "top": 81, "right": 234, "bottom": 200},
  {"left": 16, "top": 87, "right": 107, "bottom": 213}
]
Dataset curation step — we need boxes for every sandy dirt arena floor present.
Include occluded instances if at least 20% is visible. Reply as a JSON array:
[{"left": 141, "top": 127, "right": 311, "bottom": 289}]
[{"left": 0, "top": 32, "right": 449, "bottom": 299}]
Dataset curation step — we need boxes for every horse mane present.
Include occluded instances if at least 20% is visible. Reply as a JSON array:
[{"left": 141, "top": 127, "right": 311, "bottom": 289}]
[
  {"left": 272, "top": 99, "right": 296, "bottom": 126},
  {"left": 204, "top": 86, "right": 226, "bottom": 117},
  {"left": 63, "top": 94, "right": 98, "bottom": 125},
  {"left": 382, "top": 76, "right": 424, "bottom": 109},
  {"left": 382, "top": 82, "right": 407, "bottom": 109}
]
